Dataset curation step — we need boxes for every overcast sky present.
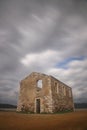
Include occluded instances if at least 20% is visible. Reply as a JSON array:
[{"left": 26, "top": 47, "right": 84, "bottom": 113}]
[{"left": 0, "top": 0, "right": 87, "bottom": 105}]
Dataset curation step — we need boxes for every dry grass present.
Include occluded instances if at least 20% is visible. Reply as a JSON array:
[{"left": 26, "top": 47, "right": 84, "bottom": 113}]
[{"left": 0, "top": 110, "right": 87, "bottom": 130}]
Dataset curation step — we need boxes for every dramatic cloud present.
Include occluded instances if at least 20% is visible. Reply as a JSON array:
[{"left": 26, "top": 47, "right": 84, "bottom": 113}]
[{"left": 0, "top": 0, "right": 87, "bottom": 104}]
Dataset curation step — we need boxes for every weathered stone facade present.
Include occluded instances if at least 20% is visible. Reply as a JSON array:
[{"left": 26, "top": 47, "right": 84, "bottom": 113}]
[{"left": 17, "top": 72, "right": 74, "bottom": 113}]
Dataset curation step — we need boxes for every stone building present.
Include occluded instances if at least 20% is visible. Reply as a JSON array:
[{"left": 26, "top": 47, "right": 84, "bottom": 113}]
[{"left": 17, "top": 72, "right": 74, "bottom": 113}]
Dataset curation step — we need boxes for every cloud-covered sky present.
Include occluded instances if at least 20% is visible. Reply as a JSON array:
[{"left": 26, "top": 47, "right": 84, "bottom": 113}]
[{"left": 0, "top": 0, "right": 87, "bottom": 105}]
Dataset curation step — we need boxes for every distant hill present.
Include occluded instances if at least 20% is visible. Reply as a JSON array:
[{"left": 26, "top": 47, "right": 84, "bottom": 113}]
[
  {"left": 0, "top": 104, "right": 17, "bottom": 108},
  {"left": 74, "top": 103, "right": 87, "bottom": 109},
  {"left": 0, "top": 103, "right": 87, "bottom": 109}
]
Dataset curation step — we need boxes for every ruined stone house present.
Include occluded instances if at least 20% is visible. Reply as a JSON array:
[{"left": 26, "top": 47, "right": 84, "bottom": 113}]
[{"left": 17, "top": 72, "right": 74, "bottom": 113}]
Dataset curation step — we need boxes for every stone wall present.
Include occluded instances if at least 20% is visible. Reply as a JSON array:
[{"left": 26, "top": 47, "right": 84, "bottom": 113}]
[
  {"left": 17, "top": 72, "right": 53, "bottom": 113},
  {"left": 50, "top": 76, "right": 74, "bottom": 112}
]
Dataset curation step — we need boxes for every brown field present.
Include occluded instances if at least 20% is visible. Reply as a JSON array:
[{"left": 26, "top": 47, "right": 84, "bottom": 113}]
[{"left": 0, "top": 110, "right": 87, "bottom": 130}]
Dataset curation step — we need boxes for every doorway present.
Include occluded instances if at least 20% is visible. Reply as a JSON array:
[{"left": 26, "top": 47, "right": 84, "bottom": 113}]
[{"left": 36, "top": 99, "right": 40, "bottom": 113}]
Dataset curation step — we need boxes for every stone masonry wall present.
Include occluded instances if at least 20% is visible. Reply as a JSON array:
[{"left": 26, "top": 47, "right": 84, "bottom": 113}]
[
  {"left": 50, "top": 76, "right": 74, "bottom": 112},
  {"left": 17, "top": 72, "right": 53, "bottom": 113}
]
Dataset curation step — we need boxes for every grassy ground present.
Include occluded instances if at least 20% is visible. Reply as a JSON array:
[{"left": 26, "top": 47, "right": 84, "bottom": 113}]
[{"left": 0, "top": 109, "right": 87, "bottom": 130}]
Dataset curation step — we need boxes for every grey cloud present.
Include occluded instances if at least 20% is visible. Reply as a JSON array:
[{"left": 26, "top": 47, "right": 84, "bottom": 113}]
[
  {"left": 0, "top": 0, "right": 87, "bottom": 53},
  {"left": 0, "top": 0, "right": 87, "bottom": 104}
]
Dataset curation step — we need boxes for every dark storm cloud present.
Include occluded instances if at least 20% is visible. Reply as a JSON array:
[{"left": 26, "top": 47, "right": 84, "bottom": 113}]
[
  {"left": 0, "top": 0, "right": 87, "bottom": 53},
  {"left": 0, "top": 0, "right": 87, "bottom": 104},
  {"left": 0, "top": 78, "right": 19, "bottom": 104}
]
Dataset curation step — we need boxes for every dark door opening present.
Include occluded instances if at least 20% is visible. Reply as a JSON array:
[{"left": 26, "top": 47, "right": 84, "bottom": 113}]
[{"left": 36, "top": 99, "right": 40, "bottom": 113}]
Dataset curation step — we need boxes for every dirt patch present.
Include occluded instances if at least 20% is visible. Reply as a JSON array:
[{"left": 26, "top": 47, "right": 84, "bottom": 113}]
[{"left": 0, "top": 110, "right": 87, "bottom": 130}]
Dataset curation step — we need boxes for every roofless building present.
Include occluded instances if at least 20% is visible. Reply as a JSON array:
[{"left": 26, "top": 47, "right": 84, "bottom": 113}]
[{"left": 17, "top": 72, "right": 74, "bottom": 113}]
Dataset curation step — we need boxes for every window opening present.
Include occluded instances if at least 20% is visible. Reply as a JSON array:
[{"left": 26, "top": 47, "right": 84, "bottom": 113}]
[
  {"left": 55, "top": 82, "right": 59, "bottom": 93},
  {"left": 37, "top": 80, "right": 42, "bottom": 89},
  {"left": 69, "top": 88, "right": 72, "bottom": 97},
  {"left": 63, "top": 87, "right": 66, "bottom": 96}
]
